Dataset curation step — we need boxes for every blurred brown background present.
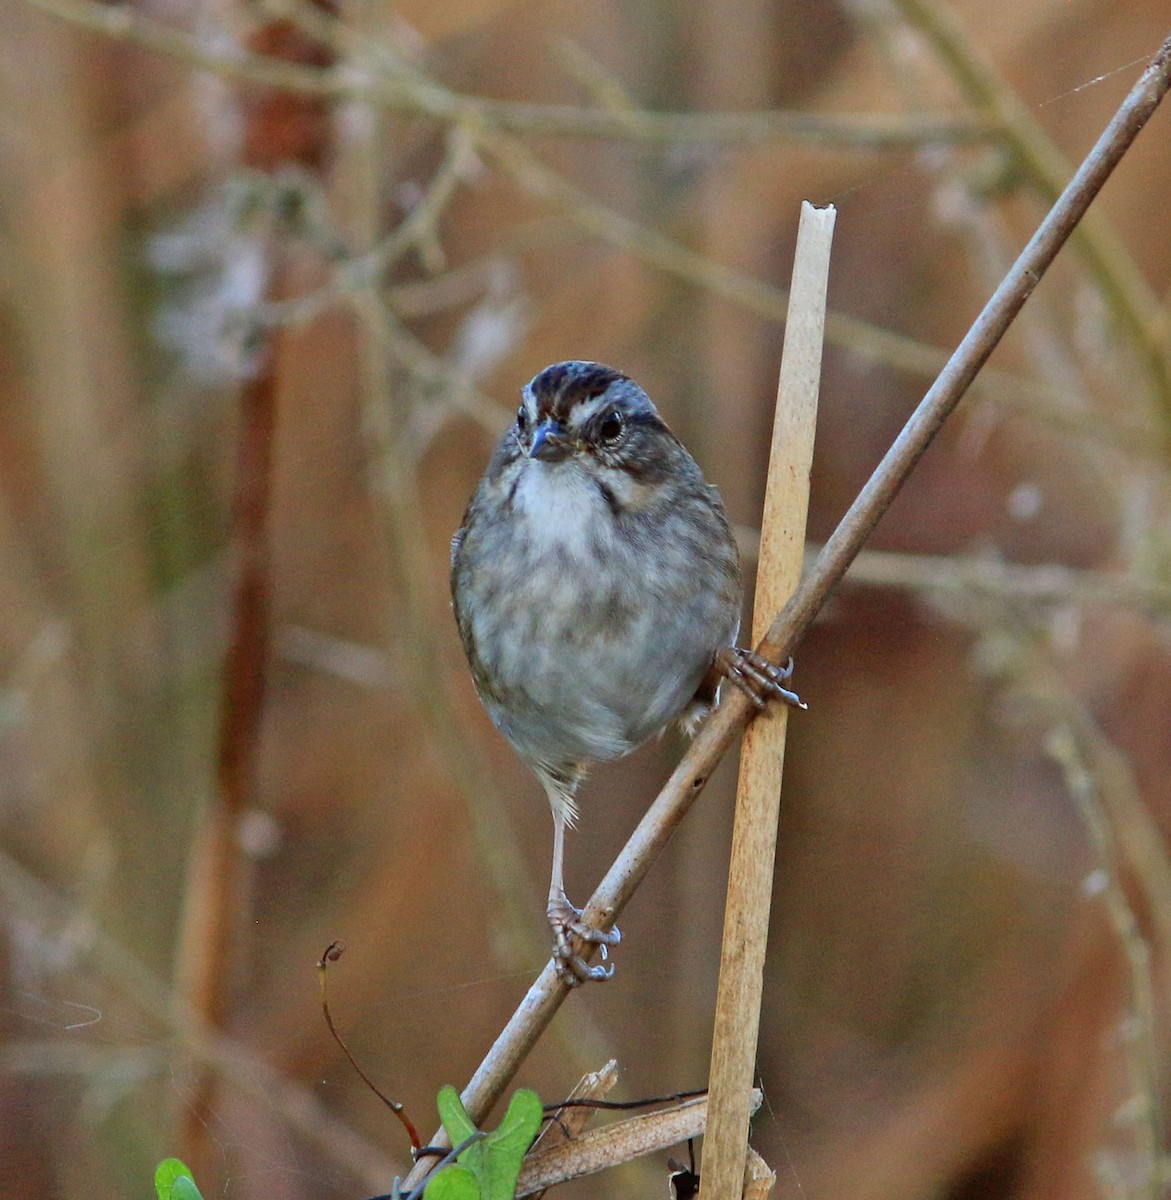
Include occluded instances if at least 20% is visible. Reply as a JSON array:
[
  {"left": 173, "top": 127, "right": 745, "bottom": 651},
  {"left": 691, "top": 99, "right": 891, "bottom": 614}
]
[{"left": 2, "top": 0, "right": 1171, "bottom": 1197}]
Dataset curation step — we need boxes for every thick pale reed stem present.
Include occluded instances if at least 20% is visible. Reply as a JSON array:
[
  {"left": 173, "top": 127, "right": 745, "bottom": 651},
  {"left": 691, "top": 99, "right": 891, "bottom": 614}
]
[{"left": 701, "top": 200, "right": 834, "bottom": 1199}]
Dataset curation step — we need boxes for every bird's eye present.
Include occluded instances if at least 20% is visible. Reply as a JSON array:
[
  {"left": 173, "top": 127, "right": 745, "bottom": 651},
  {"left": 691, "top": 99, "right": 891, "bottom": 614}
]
[
  {"left": 516, "top": 406, "right": 528, "bottom": 433},
  {"left": 598, "top": 409, "right": 624, "bottom": 444}
]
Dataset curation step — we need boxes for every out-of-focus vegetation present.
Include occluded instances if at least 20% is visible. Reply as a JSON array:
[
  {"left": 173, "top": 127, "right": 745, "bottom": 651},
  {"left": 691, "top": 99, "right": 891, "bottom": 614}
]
[{"left": 2, "top": 1, "right": 1170, "bottom": 1197}]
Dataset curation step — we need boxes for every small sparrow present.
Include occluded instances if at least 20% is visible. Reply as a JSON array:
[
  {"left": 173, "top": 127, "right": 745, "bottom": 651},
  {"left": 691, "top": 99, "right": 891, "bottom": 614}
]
[{"left": 451, "top": 362, "right": 802, "bottom": 983}]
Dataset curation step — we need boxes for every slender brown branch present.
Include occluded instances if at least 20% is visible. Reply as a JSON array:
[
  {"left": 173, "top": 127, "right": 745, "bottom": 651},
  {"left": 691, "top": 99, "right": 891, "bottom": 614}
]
[
  {"left": 453, "top": 102, "right": 988, "bottom": 149},
  {"left": 216, "top": 367, "right": 280, "bottom": 848},
  {"left": 400, "top": 28, "right": 1171, "bottom": 1191},
  {"left": 174, "top": 330, "right": 281, "bottom": 1174},
  {"left": 317, "top": 942, "right": 423, "bottom": 1152},
  {"left": 172, "top": 4, "right": 339, "bottom": 1181}
]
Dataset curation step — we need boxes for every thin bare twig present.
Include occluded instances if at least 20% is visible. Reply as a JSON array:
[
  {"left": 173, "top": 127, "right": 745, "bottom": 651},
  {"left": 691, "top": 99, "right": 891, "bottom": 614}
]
[
  {"left": 259, "top": 127, "right": 475, "bottom": 330},
  {"left": 441, "top": 102, "right": 988, "bottom": 150},
  {"left": 1046, "top": 723, "right": 1163, "bottom": 1197},
  {"left": 399, "top": 28, "right": 1171, "bottom": 1190},
  {"left": 373, "top": 313, "right": 510, "bottom": 440},
  {"left": 317, "top": 941, "right": 423, "bottom": 1152}
]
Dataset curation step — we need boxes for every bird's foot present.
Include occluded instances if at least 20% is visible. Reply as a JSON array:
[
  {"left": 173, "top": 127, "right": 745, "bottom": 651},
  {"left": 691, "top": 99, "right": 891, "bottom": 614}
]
[
  {"left": 547, "top": 896, "right": 621, "bottom": 986},
  {"left": 716, "top": 647, "right": 807, "bottom": 711}
]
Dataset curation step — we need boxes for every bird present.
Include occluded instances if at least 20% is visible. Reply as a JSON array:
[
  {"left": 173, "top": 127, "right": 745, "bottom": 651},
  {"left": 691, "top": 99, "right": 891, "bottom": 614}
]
[{"left": 451, "top": 361, "right": 802, "bottom": 983}]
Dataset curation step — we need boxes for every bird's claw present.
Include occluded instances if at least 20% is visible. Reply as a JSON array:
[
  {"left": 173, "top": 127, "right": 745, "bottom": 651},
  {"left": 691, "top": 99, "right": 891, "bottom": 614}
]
[
  {"left": 548, "top": 898, "right": 621, "bottom": 986},
  {"left": 717, "top": 647, "right": 807, "bottom": 711}
]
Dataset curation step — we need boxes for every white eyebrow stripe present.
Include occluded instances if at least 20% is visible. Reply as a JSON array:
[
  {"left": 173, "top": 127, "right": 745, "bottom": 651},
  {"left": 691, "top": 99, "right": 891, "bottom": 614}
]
[{"left": 566, "top": 394, "right": 613, "bottom": 429}]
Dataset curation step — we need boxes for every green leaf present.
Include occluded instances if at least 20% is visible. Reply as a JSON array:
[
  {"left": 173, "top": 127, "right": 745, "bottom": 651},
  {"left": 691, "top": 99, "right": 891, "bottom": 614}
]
[
  {"left": 435, "top": 1085, "right": 478, "bottom": 1150},
  {"left": 154, "top": 1159, "right": 204, "bottom": 1200},
  {"left": 434, "top": 1087, "right": 543, "bottom": 1200},
  {"left": 436, "top": 1087, "right": 490, "bottom": 1191},
  {"left": 478, "top": 1089, "right": 543, "bottom": 1200},
  {"left": 424, "top": 1164, "right": 480, "bottom": 1200}
]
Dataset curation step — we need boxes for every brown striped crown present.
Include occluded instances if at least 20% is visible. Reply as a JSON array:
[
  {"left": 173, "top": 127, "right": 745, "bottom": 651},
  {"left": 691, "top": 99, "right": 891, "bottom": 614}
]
[{"left": 527, "top": 362, "right": 629, "bottom": 425}]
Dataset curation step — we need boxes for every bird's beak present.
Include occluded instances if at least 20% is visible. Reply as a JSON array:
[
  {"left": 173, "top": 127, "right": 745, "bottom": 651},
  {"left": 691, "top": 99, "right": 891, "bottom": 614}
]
[{"left": 529, "top": 418, "right": 572, "bottom": 461}]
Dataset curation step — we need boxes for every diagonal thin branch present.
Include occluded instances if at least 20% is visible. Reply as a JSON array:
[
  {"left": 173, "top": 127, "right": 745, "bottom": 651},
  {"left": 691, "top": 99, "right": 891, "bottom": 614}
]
[
  {"left": 400, "top": 26, "right": 1171, "bottom": 1191},
  {"left": 753, "top": 30, "right": 1171, "bottom": 669}
]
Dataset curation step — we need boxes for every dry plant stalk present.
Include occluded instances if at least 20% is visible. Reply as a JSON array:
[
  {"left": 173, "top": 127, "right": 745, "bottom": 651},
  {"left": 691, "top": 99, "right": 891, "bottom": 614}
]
[
  {"left": 702, "top": 200, "right": 834, "bottom": 1199},
  {"left": 514, "top": 1090, "right": 762, "bottom": 1197},
  {"left": 742, "top": 1146, "right": 777, "bottom": 1200},
  {"left": 527, "top": 1060, "right": 619, "bottom": 1161},
  {"left": 174, "top": 353, "right": 281, "bottom": 1173}
]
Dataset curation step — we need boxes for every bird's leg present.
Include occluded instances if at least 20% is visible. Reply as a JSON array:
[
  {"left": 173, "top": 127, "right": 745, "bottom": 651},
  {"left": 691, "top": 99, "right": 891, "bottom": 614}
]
[
  {"left": 710, "top": 647, "right": 807, "bottom": 711},
  {"left": 545, "top": 805, "right": 620, "bottom": 986}
]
